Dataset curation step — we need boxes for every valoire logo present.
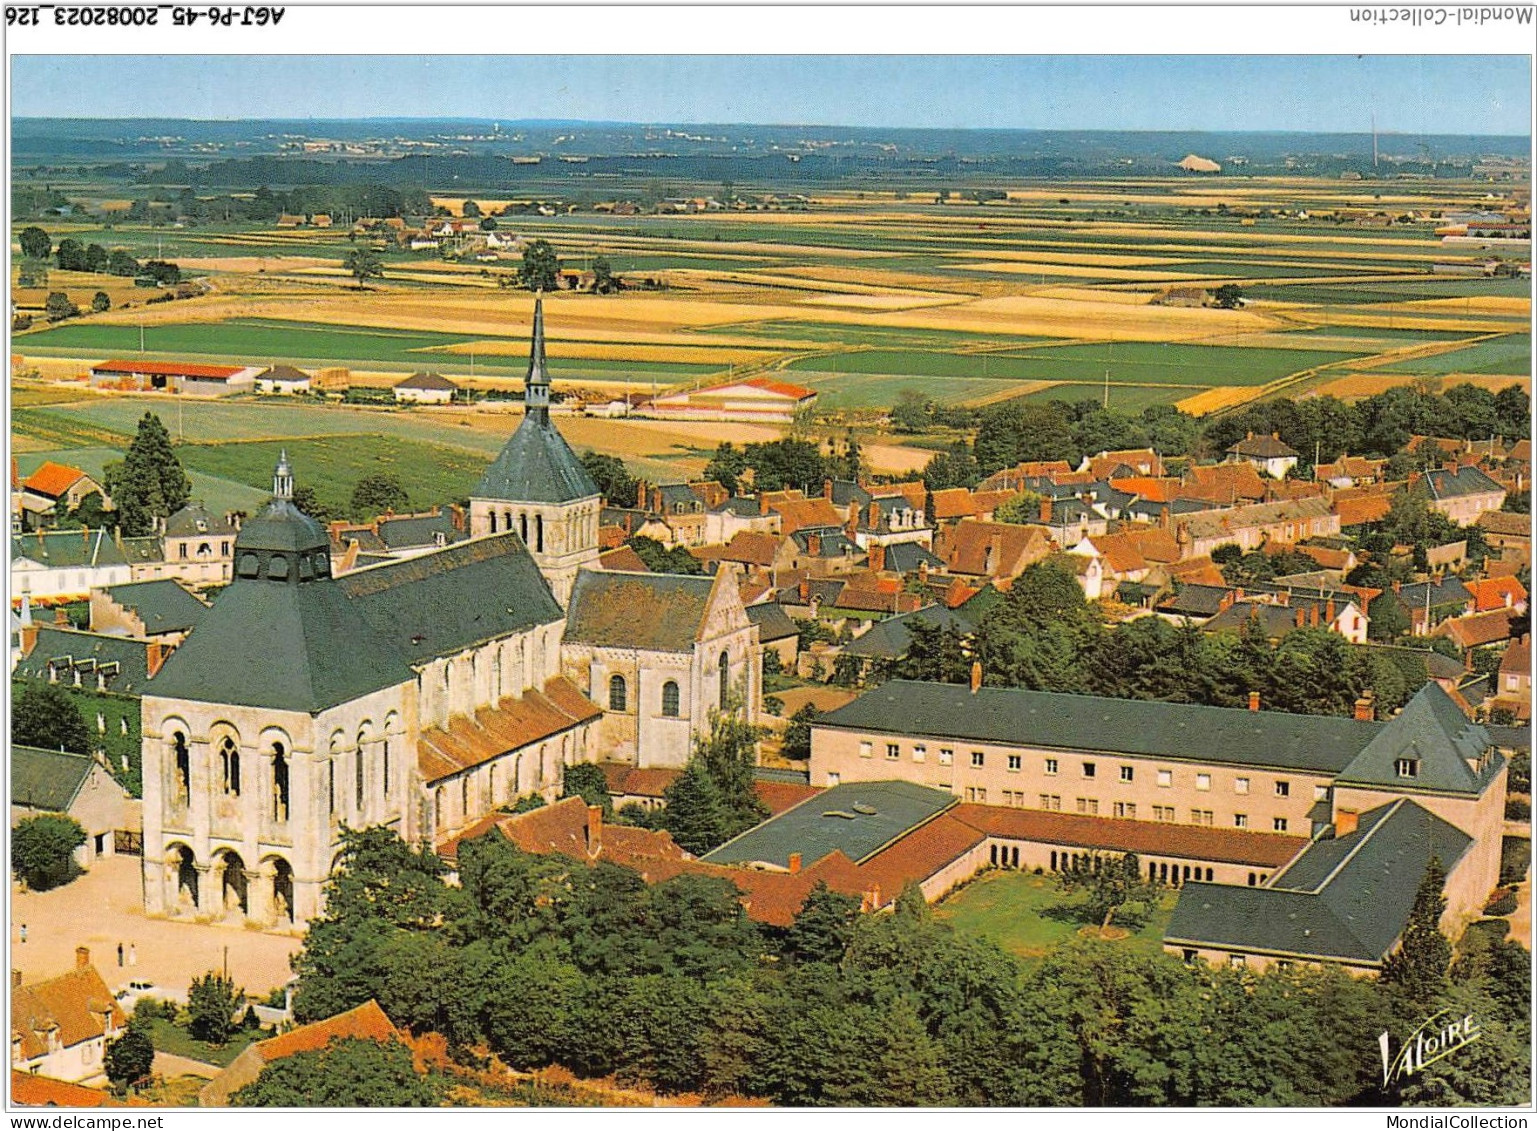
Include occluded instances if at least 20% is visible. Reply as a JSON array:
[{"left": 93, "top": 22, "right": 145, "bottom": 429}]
[{"left": 1379, "top": 1010, "right": 1482, "bottom": 1086}]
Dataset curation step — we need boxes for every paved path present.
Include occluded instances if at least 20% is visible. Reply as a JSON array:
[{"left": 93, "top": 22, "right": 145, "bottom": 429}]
[{"left": 12, "top": 856, "right": 303, "bottom": 1000}]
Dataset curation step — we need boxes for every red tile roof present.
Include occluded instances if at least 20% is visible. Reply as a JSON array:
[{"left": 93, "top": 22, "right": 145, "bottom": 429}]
[
  {"left": 10, "top": 1072, "right": 125, "bottom": 1107},
  {"left": 1185, "top": 463, "right": 1267, "bottom": 503},
  {"left": 10, "top": 961, "right": 125, "bottom": 1062},
  {"left": 597, "top": 545, "right": 649, "bottom": 572},
  {"left": 416, "top": 676, "right": 601, "bottom": 782},
  {"left": 21, "top": 461, "right": 88, "bottom": 499},
  {"left": 92, "top": 359, "right": 245, "bottom": 379},
  {"left": 257, "top": 1000, "right": 399, "bottom": 1063},
  {"left": 1434, "top": 608, "right": 1518, "bottom": 649},
  {"left": 1467, "top": 576, "right": 1527, "bottom": 612},
  {"left": 1334, "top": 492, "right": 1394, "bottom": 528},
  {"left": 953, "top": 805, "right": 1306, "bottom": 868}
]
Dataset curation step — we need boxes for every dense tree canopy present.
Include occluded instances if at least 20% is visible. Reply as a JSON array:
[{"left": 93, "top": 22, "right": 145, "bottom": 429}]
[
  {"left": 106, "top": 412, "right": 192, "bottom": 536},
  {"left": 11, "top": 815, "right": 86, "bottom": 891},
  {"left": 519, "top": 239, "right": 560, "bottom": 292},
  {"left": 11, "top": 681, "right": 92, "bottom": 753},
  {"left": 234, "top": 1037, "right": 442, "bottom": 1107}
]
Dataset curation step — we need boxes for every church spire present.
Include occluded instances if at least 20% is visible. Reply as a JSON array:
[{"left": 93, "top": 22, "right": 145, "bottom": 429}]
[{"left": 525, "top": 293, "right": 550, "bottom": 422}]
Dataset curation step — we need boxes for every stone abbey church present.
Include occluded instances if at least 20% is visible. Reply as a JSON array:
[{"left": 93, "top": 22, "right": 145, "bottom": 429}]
[{"left": 140, "top": 301, "right": 762, "bottom": 931}]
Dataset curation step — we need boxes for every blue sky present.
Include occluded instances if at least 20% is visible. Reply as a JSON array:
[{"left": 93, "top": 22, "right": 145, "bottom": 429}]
[{"left": 10, "top": 55, "right": 1532, "bottom": 134}]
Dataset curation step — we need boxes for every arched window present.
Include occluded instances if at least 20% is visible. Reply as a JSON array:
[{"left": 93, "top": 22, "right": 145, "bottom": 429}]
[
  {"left": 382, "top": 736, "right": 391, "bottom": 797},
  {"left": 718, "top": 650, "right": 731, "bottom": 711},
  {"left": 609, "top": 674, "right": 628, "bottom": 712},
  {"left": 355, "top": 732, "right": 367, "bottom": 813},
  {"left": 272, "top": 742, "right": 289, "bottom": 822},
  {"left": 536, "top": 513, "right": 544, "bottom": 553},
  {"left": 219, "top": 736, "right": 241, "bottom": 795},
  {"left": 172, "top": 733, "right": 190, "bottom": 804},
  {"left": 520, "top": 513, "right": 529, "bottom": 544},
  {"left": 662, "top": 680, "right": 681, "bottom": 718},
  {"left": 328, "top": 759, "right": 336, "bottom": 817},
  {"left": 489, "top": 511, "right": 498, "bottom": 534}
]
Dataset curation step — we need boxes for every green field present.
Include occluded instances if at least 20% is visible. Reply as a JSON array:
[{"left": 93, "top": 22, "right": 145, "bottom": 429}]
[
  {"left": 1245, "top": 278, "right": 1533, "bottom": 305},
  {"left": 177, "top": 434, "right": 493, "bottom": 520},
  {"left": 1374, "top": 333, "right": 1531, "bottom": 376},
  {"left": 15, "top": 317, "right": 724, "bottom": 382},
  {"left": 788, "top": 341, "right": 1352, "bottom": 387},
  {"left": 795, "top": 372, "right": 1045, "bottom": 409},
  {"left": 15, "top": 445, "right": 270, "bottom": 518},
  {"left": 934, "top": 870, "right": 1176, "bottom": 962},
  {"left": 1018, "top": 384, "right": 1195, "bottom": 414}
]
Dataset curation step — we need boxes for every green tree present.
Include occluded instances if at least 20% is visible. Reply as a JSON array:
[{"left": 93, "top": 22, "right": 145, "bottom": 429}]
[
  {"left": 11, "top": 815, "right": 86, "bottom": 891},
  {"left": 891, "top": 390, "right": 935, "bottom": 434},
  {"left": 992, "top": 490, "right": 1046, "bottom": 525},
  {"left": 11, "top": 681, "right": 92, "bottom": 753},
  {"left": 591, "top": 255, "right": 621, "bottom": 294},
  {"left": 85, "top": 243, "right": 108, "bottom": 273},
  {"left": 104, "top": 1017, "right": 156, "bottom": 1091},
  {"left": 45, "top": 291, "right": 78, "bottom": 321},
  {"left": 350, "top": 473, "right": 409, "bottom": 518},
  {"left": 187, "top": 970, "right": 244, "bottom": 1045},
  {"left": 785, "top": 881, "right": 861, "bottom": 965},
  {"left": 290, "top": 484, "right": 333, "bottom": 523},
  {"left": 1380, "top": 856, "right": 1452, "bottom": 1004},
  {"left": 781, "top": 703, "right": 822, "bottom": 760},
  {"left": 342, "top": 247, "right": 384, "bottom": 288},
  {"left": 519, "top": 238, "right": 560, "bottom": 292},
  {"left": 579, "top": 450, "right": 637, "bottom": 506},
  {"left": 90, "top": 290, "right": 111, "bottom": 313},
  {"left": 55, "top": 237, "right": 86, "bottom": 271},
  {"left": 462, "top": 199, "right": 481, "bottom": 218},
  {"left": 233, "top": 1036, "right": 441, "bottom": 1107},
  {"left": 106, "top": 249, "right": 139, "bottom": 277},
  {"left": 1368, "top": 591, "right": 1411, "bottom": 642},
  {"left": 705, "top": 441, "right": 749, "bottom": 496},
  {"left": 105, "top": 412, "right": 192, "bottom": 536},
  {"left": 561, "top": 762, "right": 613, "bottom": 814},
  {"left": 659, "top": 759, "right": 730, "bottom": 855},
  {"left": 18, "top": 225, "right": 51, "bottom": 260},
  {"left": 1056, "top": 851, "right": 1161, "bottom": 933},
  {"left": 1212, "top": 283, "right": 1245, "bottom": 309},
  {"left": 626, "top": 534, "right": 704, "bottom": 575}
]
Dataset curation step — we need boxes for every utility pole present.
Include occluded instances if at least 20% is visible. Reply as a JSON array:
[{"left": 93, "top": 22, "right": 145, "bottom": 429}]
[{"left": 1103, "top": 369, "right": 1110, "bottom": 410}]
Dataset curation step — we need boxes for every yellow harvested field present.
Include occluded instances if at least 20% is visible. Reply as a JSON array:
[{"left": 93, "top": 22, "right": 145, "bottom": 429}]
[
  {"left": 1374, "top": 296, "right": 1533, "bottom": 317},
  {"left": 435, "top": 339, "right": 767, "bottom": 366},
  {"left": 1312, "top": 373, "right": 1530, "bottom": 399},
  {"left": 797, "top": 292, "right": 965, "bottom": 310},
  {"left": 1030, "top": 286, "right": 1158, "bottom": 306},
  {"left": 12, "top": 270, "right": 153, "bottom": 309},
  {"left": 952, "top": 249, "right": 1191, "bottom": 268},
  {"left": 955, "top": 260, "right": 1210, "bottom": 282},
  {"left": 1176, "top": 386, "right": 1267, "bottom": 415},
  {"left": 171, "top": 255, "right": 335, "bottom": 273}
]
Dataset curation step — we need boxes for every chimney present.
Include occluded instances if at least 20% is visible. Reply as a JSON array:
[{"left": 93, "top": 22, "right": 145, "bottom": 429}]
[
  {"left": 82, "top": 524, "right": 90, "bottom": 545},
  {"left": 1310, "top": 604, "right": 1320, "bottom": 627},
  {"left": 1325, "top": 597, "right": 1336, "bottom": 623},
  {"left": 759, "top": 493, "right": 770, "bottom": 517},
  {"left": 1353, "top": 694, "right": 1374, "bottom": 722},
  {"left": 1248, "top": 691, "right": 1261, "bottom": 712},
  {"left": 585, "top": 804, "right": 603, "bottom": 857},
  {"left": 1335, "top": 809, "right": 1359, "bottom": 837},
  {"left": 146, "top": 640, "right": 165, "bottom": 678},
  {"left": 970, "top": 660, "right": 983, "bottom": 694},
  {"left": 867, "top": 501, "right": 881, "bottom": 530},
  {"left": 1446, "top": 458, "right": 1458, "bottom": 478},
  {"left": 1393, "top": 579, "right": 1402, "bottom": 594},
  {"left": 113, "top": 526, "right": 123, "bottom": 550},
  {"left": 450, "top": 503, "right": 466, "bottom": 532},
  {"left": 823, "top": 478, "right": 834, "bottom": 501},
  {"left": 869, "top": 543, "right": 885, "bottom": 573},
  {"left": 798, "top": 578, "right": 810, "bottom": 603},
  {"left": 76, "top": 946, "right": 90, "bottom": 970},
  {"left": 1159, "top": 505, "right": 1171, "bottom": 530},
  {"left": 1039, "top": 496, "right": 1053, "bottom": 524},
  {"left": 807, "top": 532, "right": 822, "bottom": 557},
  {"left": 55, "top": 607, "right": 70, "bottom": 627},
  {"left": 918, "top": 561, "right": 929, "bottom": 585},
  {"left": 864, "top": 885, "right": 881, "bottom": 912},
  {"left": 636, "top": 480, "right": 648, "bottom": 509},
  {"left": 1295, "top": 607, "right": 1306, "bottom": 628},
  {"left": 788, "top": 852, "right": 802, "bottom": 875},
  {"left": 19, "top": 622, "right": 39, "bottom": 656}
]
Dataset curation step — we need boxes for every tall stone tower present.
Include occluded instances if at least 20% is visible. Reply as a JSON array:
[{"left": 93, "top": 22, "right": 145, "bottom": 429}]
[{"left": 469, "top": 296, "right": 601, "bottom": 606}]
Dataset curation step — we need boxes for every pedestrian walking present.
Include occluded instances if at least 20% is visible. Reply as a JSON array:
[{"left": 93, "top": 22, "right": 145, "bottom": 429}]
[
  {"left": 129, "top": 942, "right": 137, "bottom": 967},
  {"left": 19, "top": 923, "right": 26, "bottom": 944},
  {"left": 117, "top": 942, "right": 124, "bottom": 967}
]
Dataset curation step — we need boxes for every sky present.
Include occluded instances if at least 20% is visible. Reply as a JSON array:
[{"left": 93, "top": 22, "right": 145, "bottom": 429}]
[{"left": 10, "top": 55, "right": 1533, "bottom": 135}]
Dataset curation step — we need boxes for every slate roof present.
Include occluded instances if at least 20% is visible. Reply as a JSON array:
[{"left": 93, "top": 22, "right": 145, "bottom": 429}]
[
  {"left": 746, "top": 602, "right": 798, "bottom": 643},
  {"left": 1177, "top": 497, "right": 1334, "bottom": 541},
  {"left": 11, "top": 529, "right": 127, "bottom": 570},
  {"left": 100, "top": 579, "right": 208, "bottom": 635},
  {"left": 1157, "top": 583, "right": 1231, "bottom": 618},
  {"left": 473, "top": 411, "right": 599, "bottom": 505},
  {"left": 164, "top": 501, "right": 237, "bottom": 538},
  {"left": 882, "top": 541, "right": 944, "bottom": 574},
  {"left": 11, "top": 746, "right": 99, "bottom": 812},
  {"left": 377, "top": 512, "right": 467, "bottom": 551},
  {"left": 339, "top": 533, "right": 563, "bottom": 662},
  {"left": 1165, "top": 799, "right": 1472, "bottom": 965},
  {"left": 395, "top": 370, "right": 458, "bottom": 391},
  {"left": 1336, "top": 682, "right": 1501, "bottom": 796},
  {"left": 702, "top": 780, "right": 957, "bottom": 868},
  {"left": 1228, "top": 433, "right": 1300, "bottom": 459},
  {"left": 15, "top": 626, "right": 154, "bottom": 695},
  {"left": 1478, "top": 511, "right": 1530, "bottom": 538},
  {"left": 146, "top": 575, "right": 415, "bottom": 714},
  {"left": 1398, "top": 577, "right": 1472, "bottom": 611},
  {"left": 843, "top": 604, "right": 974, "bottom": 660},
  {"left": 564, "top": 571, "right": 716, "bottom": 652},
  {"left": 256, "top": 364, "right": 311, "bottom": 384},
  {"left": 1426, "top": 465, "right": 1505, "bottom": 501},
  {"left": 817, "top": 680, "right": 1382, "bottom": 775}
]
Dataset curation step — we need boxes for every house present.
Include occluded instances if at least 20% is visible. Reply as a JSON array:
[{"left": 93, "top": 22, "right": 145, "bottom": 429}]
[
  {"left": 642, "top": 376, "right": 817, "bottom": 424},
  {"left": 10, "top": 1071, "right": 125, "bottom": 1107},
  {"left": 1175, "top": 497, "right": 1340, "bottom": 559},
  {"left": 11, "top": 529, "right": 132, "bottom": 600},
  {"left": 1425, "top": 463, "right": 1507, "bottom": 525},
  {"left": 329, "top": 508, "right": 470, "bottom": 571},
  {"left": 840, "top": 604, "right": 976, "bottom": 668},
  {"left": 1488, "top": 637, "right": 1531, "bottom": 722},
  {"left": 634, "top": 482, "right": 711, "bottom": 547},
  {"left": 18, "top": 463, "right": 110, "bottom": 529},
  {"left": 1466, "top": 576, "right": 1528, "bottom": 614},
  {"left": 763, "top": 491, "right": 846, "bottom": 536},
  {"left": 199, "top": 1001, "right": 402, "bottom": 1107},
  {"left": 120, "top": 501, "right": 239, "bottom": 587},
  {"left": 1314, "top": 456, "right": 1388, "bottom": 487},
  {"left": 1394, "top": 578, "right": 1475, "bottom": 636},
  {"left": 1202, "top": 596, "right": 1370, "bottom": 646},
  {"left": 703, "top": 495, "right": 782, "bottom": 545},
  {"left": 1227, "top": 433, "right": 1300, "bottom": 479},
  {"left": 1079, "top": 448, "right": 1165, "bottom": 480},
  {"left": 1183, "top": 462, "right": 1268, "bottom": 505},
  {"left": 10, "top": 949, "right": 126, "bottom": 1084},
  {"left": 1434, "top": 608, "right": 1519, "bottom": 651},
  {"left": 10, "top": 747, "right": 133, "bottom": 866},
  {"left": 88, "top": 579, "right": 208, "bottom": 644},
  {"left": 934, "top": 520, "right": 1057, "bottom": 584},
  {"left": 13, "top": 622, "right": 165, "bottom": 697},
  {"left": 253, "top": 365, "right": 312, "bottom": 395},
  {"left": 393, "top": 371, "right": 458, "bottom": 404},
  {"left": 88, "top": 360, "right": 258, "bottom": 397},
  {"left": 746, "top": 602, "right": 800, "bottom": 671}
]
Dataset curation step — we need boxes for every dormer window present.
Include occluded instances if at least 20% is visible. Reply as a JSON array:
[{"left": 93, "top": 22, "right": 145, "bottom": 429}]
[{"left": 1396, "top": 758, "right": 1420, "bottom": 779}]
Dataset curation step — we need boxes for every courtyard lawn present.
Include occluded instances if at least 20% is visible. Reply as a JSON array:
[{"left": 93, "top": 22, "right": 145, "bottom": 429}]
[
  {"left": 934, "top": 868, "right": 1176, "bottom": 962},
  {"left": 143, "top": 1016, "right": 263, "bottom": 1069}
]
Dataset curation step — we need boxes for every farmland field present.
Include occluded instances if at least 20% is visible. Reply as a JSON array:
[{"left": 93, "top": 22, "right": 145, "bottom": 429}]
[{"left": 1372, "top": 333, "right": 1531, "bottom": 376}]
